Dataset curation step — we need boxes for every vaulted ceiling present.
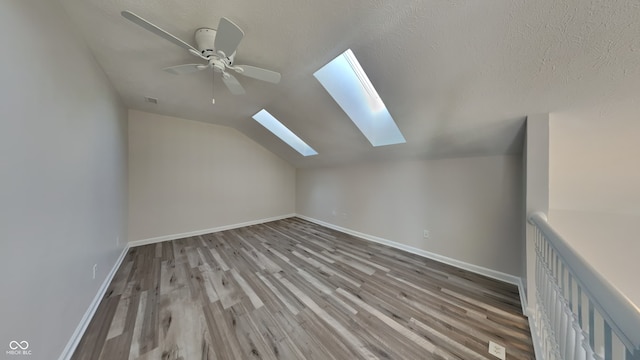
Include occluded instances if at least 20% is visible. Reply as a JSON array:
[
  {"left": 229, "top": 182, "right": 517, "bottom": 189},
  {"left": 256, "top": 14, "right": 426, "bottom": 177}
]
[{"left": 59, "top": 0, "right": 640, "bottom": 168}]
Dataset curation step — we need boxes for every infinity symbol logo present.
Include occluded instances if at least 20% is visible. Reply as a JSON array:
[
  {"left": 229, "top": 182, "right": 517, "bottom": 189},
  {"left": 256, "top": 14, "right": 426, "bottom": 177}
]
[{"left": 9, "top": 341, "right": 29, "bottom": 350}]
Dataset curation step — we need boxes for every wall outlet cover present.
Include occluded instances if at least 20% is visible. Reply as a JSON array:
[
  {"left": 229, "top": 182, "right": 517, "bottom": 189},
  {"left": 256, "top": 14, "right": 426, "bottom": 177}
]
[{"left": 488, "top": 341, "right": 506, "bottom": 360}]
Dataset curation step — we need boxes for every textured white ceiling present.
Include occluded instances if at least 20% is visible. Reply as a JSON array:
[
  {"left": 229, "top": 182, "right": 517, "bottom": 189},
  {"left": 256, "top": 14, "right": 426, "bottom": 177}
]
[{"left": 59, "top": 0, "right": 640, "bottom": 168}]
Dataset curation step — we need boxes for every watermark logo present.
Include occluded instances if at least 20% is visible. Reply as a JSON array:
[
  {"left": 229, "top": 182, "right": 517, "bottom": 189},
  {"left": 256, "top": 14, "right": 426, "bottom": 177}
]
[
  {"left": 9, "top": 342, "right": 28, "bottom": 350},
  {"left": 6, "top": 341, "right": 31, "bottom": 356}
]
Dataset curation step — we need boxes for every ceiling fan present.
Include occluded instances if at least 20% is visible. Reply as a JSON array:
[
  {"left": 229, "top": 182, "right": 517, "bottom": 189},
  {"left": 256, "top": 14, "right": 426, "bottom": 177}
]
[{"left": 121, "top": 11, "right": 281, "bottom": 103}]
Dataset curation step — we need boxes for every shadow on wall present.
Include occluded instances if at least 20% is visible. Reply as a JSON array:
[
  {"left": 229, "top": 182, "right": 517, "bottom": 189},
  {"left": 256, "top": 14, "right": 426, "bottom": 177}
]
[{"left": 423, "top": 116, "right": 526, "bottom": 159}]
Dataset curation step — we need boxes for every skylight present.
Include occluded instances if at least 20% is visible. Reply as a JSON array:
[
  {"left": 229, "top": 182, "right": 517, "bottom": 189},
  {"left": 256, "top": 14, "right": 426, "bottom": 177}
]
[
  {"left": 252, "top": 109, "right": 318, "bottom": 156},
  {"left": 314, "top": 49, "right": 406, "bottom": 147}
]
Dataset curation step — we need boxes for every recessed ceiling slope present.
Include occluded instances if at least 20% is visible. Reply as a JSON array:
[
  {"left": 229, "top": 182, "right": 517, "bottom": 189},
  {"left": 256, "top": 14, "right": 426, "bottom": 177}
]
[{"left": 60, "top": 0, "right": 640, "bottom": 168}]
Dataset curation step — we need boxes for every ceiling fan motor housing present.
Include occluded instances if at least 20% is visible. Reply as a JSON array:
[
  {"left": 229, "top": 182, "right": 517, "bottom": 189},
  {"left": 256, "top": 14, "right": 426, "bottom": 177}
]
[
  {"left": 195, "top": 28, "right": 216, "bottom": 56},
  {"left": 195, "top": 28, "right": 235, "bottom": 65}
]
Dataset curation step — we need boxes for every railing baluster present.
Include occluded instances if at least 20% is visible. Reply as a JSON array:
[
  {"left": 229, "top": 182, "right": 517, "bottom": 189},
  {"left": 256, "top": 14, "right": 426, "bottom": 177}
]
[
  {"left": 568, "top": 313, "right": 576, "bottom": 360},
  {"left": 569, "top": 273, "right": 575, "bottom": 312},
  {"left": 527, "top": 212, "right": 640, "bottom": 360},
  {"left": 612, "top": 333, "right": 625, "bottom": 360},
  {"left": 589, "top": 301, "right": 596, "bottom": 351},
  {"left": 560, "top": 307, "right": 569, "bottom": 358},
  {"left": 573, "top": 321, "right": 585, "bottom": 360},
  {"left": 595, "top": 311, "right": 605, "bottom": 359},
  {"left": 604, "top": 321, "right": 612, "bottom": 360},
  {"left": 578, "top": 285, "right": 584, "bottom": 328}
]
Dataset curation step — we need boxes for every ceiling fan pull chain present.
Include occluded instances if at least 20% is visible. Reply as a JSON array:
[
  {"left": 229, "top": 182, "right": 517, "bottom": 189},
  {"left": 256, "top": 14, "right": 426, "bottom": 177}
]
[{"left": 212, "top": 70, "right": 216, "bottom": 104}]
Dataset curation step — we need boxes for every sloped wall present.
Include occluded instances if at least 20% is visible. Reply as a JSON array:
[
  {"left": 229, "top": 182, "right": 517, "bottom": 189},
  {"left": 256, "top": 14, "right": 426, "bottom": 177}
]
[{"left": 128, "top": 110, "right": 296, "bottom": 242}]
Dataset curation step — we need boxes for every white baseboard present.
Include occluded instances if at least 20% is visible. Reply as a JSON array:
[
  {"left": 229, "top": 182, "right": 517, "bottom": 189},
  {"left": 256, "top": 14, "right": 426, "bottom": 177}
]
[
  {"left": 518, "top": 277, "right": 528, "bottom": 314},
  {"left": 129, "top": 214, "right": 296, "bottom": 247},
  {"left": 60, "top": 214, "right": 531, "bottom": 359},
  {"left": 58, "top": 245, "right": 129, "bottom": 360},
  {"left": 59, "top": 214, "right": 296, "bottom": 359},
  {"left": 296, "top": 214, "right": 530, "bottom": 316},
  {"left": 295, "top": 214, "right": 522, "bottom": 287}
]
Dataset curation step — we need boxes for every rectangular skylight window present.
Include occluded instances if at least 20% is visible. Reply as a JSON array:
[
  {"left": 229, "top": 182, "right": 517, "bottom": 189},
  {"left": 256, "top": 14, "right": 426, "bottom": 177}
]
[
  {"left": 314, "top": 49, "right": 406, "bottom": 147},
  {"left": 252, "top": 109, "right": 318, "bottom": 156}
]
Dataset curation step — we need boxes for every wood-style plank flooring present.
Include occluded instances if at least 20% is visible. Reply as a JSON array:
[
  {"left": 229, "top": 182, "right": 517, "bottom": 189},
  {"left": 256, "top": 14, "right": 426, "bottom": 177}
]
[{"left": 72, "top": 217, "right": 534, "bottom": 359}]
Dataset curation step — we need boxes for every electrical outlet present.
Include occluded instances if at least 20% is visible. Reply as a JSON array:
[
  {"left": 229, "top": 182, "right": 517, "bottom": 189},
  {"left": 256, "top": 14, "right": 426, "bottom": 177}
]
[
  {"left": 423, "top": 230, "right": 430, "bottom": 239},
  {"left": 92, "top": 264, "right": 98, "bottom": 280},
  {"left": 488, "top": 341, "right": 506, "bottom": 360}
]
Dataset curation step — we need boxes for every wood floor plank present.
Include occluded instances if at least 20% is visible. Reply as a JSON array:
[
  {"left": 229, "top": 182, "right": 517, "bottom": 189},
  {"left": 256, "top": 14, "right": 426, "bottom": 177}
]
[
  {"left": 203, "top": 301, "right": 244, "bottom": 359},
  {"left": 277, "top": 275, "right": 379, "bottom": 359},
  {"left": 274, "top": 309, "right": 339, "bottom": 360},
  {"left": 73, "top": 218, "right": 535, "bottom": 359},
  {"left": 127, "top": 291, "right": 147, "bottom": 359},
  {"left": 101, "top": 330, "right": 140, "bottom": 360},
  {"left": 297, "top": 311, "right": 361, "bottom": 360},
  {"left": 71, "top": 295, "right": 120, "bottom": 360},
  {"left": 106, "top": 296, "right": 130, "bottom": 340}
]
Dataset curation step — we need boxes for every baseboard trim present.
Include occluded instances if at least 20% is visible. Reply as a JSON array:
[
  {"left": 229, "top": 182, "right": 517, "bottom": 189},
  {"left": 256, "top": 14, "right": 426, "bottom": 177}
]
[
  {"left": 58, "top": 245, "right": 129, "bottom": 360},
  {"left": 60, "top": 214, "right": 531, "bottom": 359},
  {"left": 518, "top": 277, "right": 528, "bottom": 314},
  {"left": 129, "top": 214, "right": 296, "bottom": 247},
  {"left": 59, "top": 214, "right": 296, "bottom": 359},
  {"left": 295, "top": 214, "right": 522, "bottom": 286}
]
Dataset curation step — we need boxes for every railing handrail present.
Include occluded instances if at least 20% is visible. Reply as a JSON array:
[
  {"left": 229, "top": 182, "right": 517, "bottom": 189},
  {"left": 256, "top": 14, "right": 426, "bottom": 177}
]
[{"left": 528, "top": 211, "right": 640, "bottom": 351}]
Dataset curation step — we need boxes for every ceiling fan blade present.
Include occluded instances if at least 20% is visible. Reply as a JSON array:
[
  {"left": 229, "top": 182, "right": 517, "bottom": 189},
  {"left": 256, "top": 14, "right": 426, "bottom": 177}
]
[
  {"left": 214, "top": 17, "right": 244, "bottom": 57},
  {"left": 163, "top": 64, "right": 206, "bottom": 75},
  {"left": 235, "top": 65, "right": 281, "bottom": 83},
  {"left": 121, "top": 11, "right": 199, "bottom": 54},
  {"left": 222, "top": 73, "right": 246, "bottom": 95}
]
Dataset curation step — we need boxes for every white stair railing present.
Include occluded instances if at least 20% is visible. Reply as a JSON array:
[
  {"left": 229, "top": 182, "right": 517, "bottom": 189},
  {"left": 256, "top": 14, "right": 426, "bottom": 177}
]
[{"left": 528, "top": 212, "right": 640, "bottom": 360}]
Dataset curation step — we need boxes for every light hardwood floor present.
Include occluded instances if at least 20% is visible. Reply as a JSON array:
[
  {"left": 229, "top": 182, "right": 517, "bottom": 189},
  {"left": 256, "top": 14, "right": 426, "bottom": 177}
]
[{"left": 72, "top": 217, "right": 534, "bottom": 359}]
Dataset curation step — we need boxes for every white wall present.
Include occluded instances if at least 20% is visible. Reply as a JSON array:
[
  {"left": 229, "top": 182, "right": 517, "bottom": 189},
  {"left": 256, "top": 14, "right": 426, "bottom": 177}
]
[
  {"left": 548, "top": 210, "right": 640, "bottom": 307},
  {"left": 550, "top": 98, "right": 640, "bottom": 216},
  {"left": 525, "top": 115, "right": 550, "bottom": 217},
  {"left": 296, "top": 155, "right": 524, "bottom": 276},
  {"left": 128, "top": 110, "right": 296, "bottom": 241},
  {"left": 524, "top": 114, "right": 550, "bottom": 313},
  {"left": 0, "top": 2, "right": 128, "bottom": 359},
  {"left": 549, "top": 98, "right": 640, "bottom": 308}
]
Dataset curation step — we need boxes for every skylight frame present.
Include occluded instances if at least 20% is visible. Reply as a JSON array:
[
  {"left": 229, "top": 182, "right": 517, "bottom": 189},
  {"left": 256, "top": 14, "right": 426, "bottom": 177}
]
[
  {"left": 313, "top": 49, "right": 406, "bottom": 147},
  {"left": 252, "top": 109, "right": 318, "bottom": 157}
]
